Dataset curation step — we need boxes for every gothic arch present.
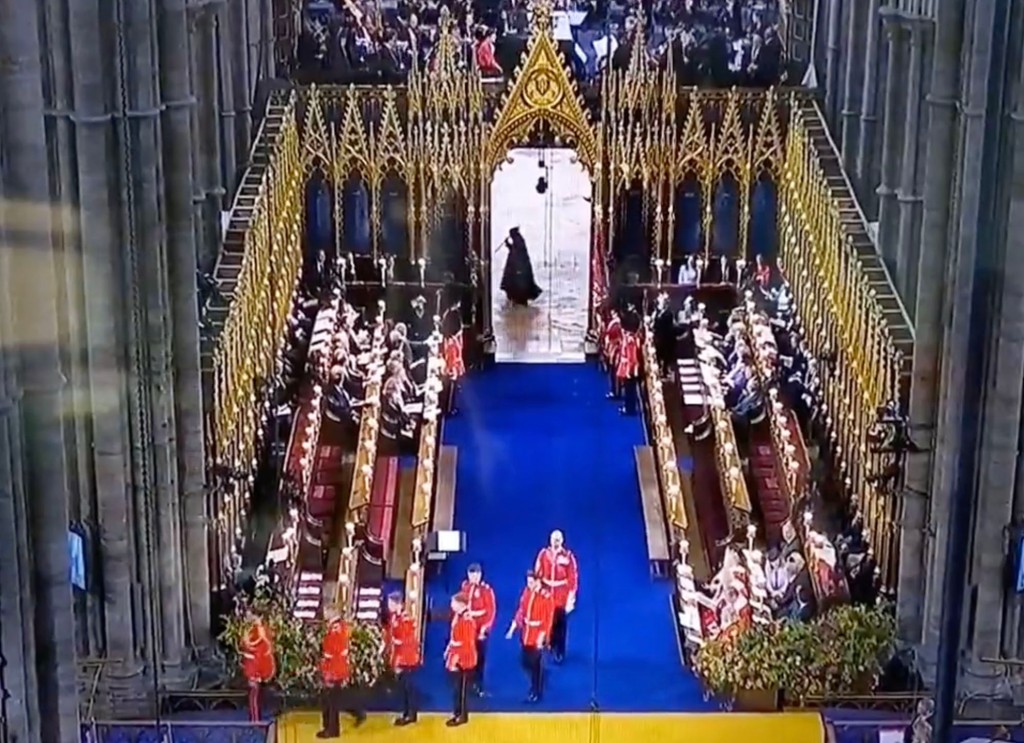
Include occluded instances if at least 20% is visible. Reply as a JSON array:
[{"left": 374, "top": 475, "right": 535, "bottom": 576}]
[{"left": 485, "top": 1, "right": 598, "bottom": 176}]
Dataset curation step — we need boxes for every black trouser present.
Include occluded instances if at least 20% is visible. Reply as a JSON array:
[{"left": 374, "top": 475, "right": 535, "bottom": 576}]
[
  {"left": 321, "top": 684, "right": 363, "bottom": 735},
  {"left": 520, "top": 646, "right": 543, "bottom": 697},
  {"left": 608, "top": 367, "right": 620, "bottom": 397},
  {"left": 473, "top": 637, "right": 488, "bottom": 690},
  {"left": 449, "top": 668, "right": 471, "bottom": 720},
  {"left": 395, "top": 668, "right": 418, "bottom": 720},
  {"left": 622, "top": 378, "right": 638, "bottom": 415},
  {"left": 551, "top": 607, "right": 568, "bottom": 657}
]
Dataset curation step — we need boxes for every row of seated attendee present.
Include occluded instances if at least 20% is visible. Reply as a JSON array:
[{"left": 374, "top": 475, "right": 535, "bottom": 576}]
[
  {"left": 745, "top": 279, "right": 880, "bottom": 607},
  {"left": 292, "top": 0, "right": 786, "bottom": 86},
  {"left": 279, "top": 290, "right": 323, "bottom": 406},
  {"left": 320, "top": 302, "right": 375, "bottom": 426}
]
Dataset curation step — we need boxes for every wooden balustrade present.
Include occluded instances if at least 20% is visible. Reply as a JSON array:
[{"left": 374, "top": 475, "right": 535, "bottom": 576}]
[
  {"left": 693, "top": 335, "right": 752, "bottom": 534},
  {"left": 406, "top": 326, "right": 445, "bottom": 646},
  {"left": 641, "top": 321, "right": 687, "bottom": 537}
]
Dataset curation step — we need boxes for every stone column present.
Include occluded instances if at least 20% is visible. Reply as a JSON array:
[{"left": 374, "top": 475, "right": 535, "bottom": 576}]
[
  {"left": 1002, "top": 41, "right": 1024, "bottom": 661},
  {"left": 875, "top": 9, "right": 910, "bottom": 275},
  {"left": 0, "top": 243, "right": 43, "bottom": 743},
  {"left": 229, "top": 0, "right": 254, "bottom": 168},
  {"left": 894, "top": 19, "right": 928, "bottom": 306},
  {"left": 897, "top": 0, "right": 964, "bottom": 650},
  {"left": 67, "top": 0, "right": 141, "bottom": 669},
  {"left": 920, "top": 0, "right": 998, "bottom": 683},
  {"left": 216, "top": 4, "right": 239, "bottom": 195},
  {"left": 824, "top": 0, "right": 844, "bottom": 121},
  {"left": 839, "top": 0, "right": 867, "bottom": 170},
  {"left": 159, "top": 0, "right": 212, "bottom": 647},
  {"left": 855, "top": 0, "right": 883, "bottom": 208},
  {"left": 193, "top": 7, "right": 226, "bottom": 273},
  {"left": 0, "top": 0, "right": 79, "bottom": 737},
  {"left": 965, "top": 13, "right": 1024, "bottom": 671}
]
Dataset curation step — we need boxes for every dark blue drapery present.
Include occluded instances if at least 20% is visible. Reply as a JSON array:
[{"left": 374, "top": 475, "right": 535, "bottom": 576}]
[
  {"left": 343, "top": 178, "right": 371, "bottom": 254},
  {"left": 749, "top": 177, "right": 778, "bottom": 259},
  {"left": 673, "top": 179, "right": 703, "bottom": 257},
  {"left": 380, "top": 178, "right": 408, "bottom": 258},
  {"left": 305, "top": 176, "right": 333, "bottom": 254},
  {"left": 712, "top": 175, "right": 739, "bottom": 255}
]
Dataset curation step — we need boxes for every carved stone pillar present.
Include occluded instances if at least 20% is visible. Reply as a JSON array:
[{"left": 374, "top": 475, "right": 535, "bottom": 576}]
[
  {"left": 855, "top": 0, "right": 883, "bottom": 209},
  {"left": 876, "top": 10, "right": 910, "bottom": 275},
  {"left": 839, "top": 0, "right": 867, "bottom": 170},
  {"left": 894, "top": 20, "right": 928, "bottom": 304}
]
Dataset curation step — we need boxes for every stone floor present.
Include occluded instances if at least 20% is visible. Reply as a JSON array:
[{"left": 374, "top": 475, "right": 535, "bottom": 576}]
[{"left": 490, "top": 148, "right": 592, "bottom": 363}]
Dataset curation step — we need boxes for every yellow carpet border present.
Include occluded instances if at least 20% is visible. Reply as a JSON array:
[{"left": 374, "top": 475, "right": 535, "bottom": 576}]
[{"left": 278, "top": 710, "right": 824, "bottom": 743}]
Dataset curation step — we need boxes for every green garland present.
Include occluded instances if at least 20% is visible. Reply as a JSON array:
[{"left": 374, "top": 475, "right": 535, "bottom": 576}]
[
  {"left": 693, "top": 604, "right": 896, "bottom": 702},
  {"left": 219, "top": 582, "right": 388, "bottom": 694}
]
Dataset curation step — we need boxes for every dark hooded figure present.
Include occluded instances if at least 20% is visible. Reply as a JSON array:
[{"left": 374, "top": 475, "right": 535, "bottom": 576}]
[{"left": 499, "top": 227, "right": 542, "bottom": 306}]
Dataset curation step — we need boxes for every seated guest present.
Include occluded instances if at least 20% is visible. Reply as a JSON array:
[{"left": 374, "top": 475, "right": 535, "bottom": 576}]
[
  {"left": 474, "top": 26, "right": 503, "bottom": 76},
  {"left": 677, "top": 254, "right": 700, "bottom": 287},
  {"left": 381, "top": 361, "right": 417, "bottom": 440}
]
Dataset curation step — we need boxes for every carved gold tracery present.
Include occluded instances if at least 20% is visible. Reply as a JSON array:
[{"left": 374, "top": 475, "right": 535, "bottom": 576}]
[{"left": 485, "top": 1, "right": 597, "bottom": 176}]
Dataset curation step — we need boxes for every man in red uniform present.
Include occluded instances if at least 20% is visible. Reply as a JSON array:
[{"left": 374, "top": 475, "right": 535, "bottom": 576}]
[
  {"left": 444, "top": 594, "right": 478, "bottom": 727},
  {"left": 318, "top": 607, "right": 365, "bottom": 738},
  {"left": 506, "top": 571, "right": 554, "bottom": 702},
  {"left": 460, "top": 563, "right": 496, "bottom": 696},
  {"left": 240, "top": 611, "right": 275, "bottom": 722},
  {"left": 616, "top": 303, "right": 642, "bottom": 415},
  {"left": 385, "top": 592, "right": 421, "bottom": 726},
  {"left": 602, "top": 309, "right": 623, "bottom": 399},
  {"left": 534, "top": 529, "right": 579, "bottom": 663}
]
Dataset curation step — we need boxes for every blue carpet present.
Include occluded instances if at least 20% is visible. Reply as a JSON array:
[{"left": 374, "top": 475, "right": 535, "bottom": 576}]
[{"left": 418, "top": 363, "right": 718, "bottom": 712}]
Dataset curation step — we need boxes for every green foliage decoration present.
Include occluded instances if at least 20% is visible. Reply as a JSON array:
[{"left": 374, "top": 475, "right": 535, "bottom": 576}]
[
  {"left": 693, "top": 604, "right": 896, "bottom": 702},
  {"left": 219, "top": 580, "right": 388, "bottom": 693}
]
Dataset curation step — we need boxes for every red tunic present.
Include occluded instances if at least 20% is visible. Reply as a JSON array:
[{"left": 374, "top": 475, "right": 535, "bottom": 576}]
[
  {"left": 241, "top": 620, "right": 275, "bottom": 684},
  {"left": 602, "top": 316, "right": 622, "bottom": 367},
  {"left": 320, "top": 618, "right": 351, "bottom": 685},
  {"left": 443, "top": 330, "right": 466, "bottom": 380},
  {"left": 459, "top": 579, "right": 497, "bottom": 635},
  {"left": 534, "top": 547, "right": 579, "bottom": 608},
  {"left": 514, "top": 587, "right": 555, "bottom": 648},
  {"left": 386, "top": 612, "right": 421, "bottom": 669},
  {"left": 755, "top": 264, "right": 771, "bottom": 288},
  {"left": 615, "top": 331, "right": 640, "bottom": 381},
  {"left": 445, "top": 613, "right": 479, "bottom": 671}
]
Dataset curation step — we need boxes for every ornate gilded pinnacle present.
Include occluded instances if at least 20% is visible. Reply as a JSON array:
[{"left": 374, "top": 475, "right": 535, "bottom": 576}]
[{"left": 530, "top": 0, "right": 554, "bottom": 34}]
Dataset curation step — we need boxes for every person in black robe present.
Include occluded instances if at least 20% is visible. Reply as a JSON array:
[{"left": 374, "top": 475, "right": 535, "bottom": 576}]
[
  {"left": 651, "top": 292, "right": 677, "bottom": 377},
  {"left": 499, "top": 227, "right": 542, "bottom": 306}
]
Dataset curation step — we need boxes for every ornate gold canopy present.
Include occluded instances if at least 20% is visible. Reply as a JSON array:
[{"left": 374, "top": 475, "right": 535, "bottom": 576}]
[{"left": 486, "top": 0, "right": 597, "bottom": 175}]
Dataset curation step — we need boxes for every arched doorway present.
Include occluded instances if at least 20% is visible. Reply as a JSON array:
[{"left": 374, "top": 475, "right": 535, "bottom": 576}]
[{"left": 484, "top": 3, "right": 598, "bottom": 362}]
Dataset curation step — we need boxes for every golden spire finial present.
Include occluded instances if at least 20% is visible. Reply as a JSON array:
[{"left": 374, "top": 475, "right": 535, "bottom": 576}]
[{"left": 531, "top": 0, "right": 554, "bottom": 34}]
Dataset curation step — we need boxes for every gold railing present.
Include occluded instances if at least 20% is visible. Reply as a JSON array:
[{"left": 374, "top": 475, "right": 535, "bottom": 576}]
[
  {"left": 693, "top": 335, "right": 752, "bottom": 533},
  {"left": 410, "top": 331, "right": 444, "bottom": 533},
  {"left": 779, "top": 99, "right": 910, "bottom": 587},
  {"left": 212, "top": 93, "right": 303, "bottom": 563},
  {"left": 405, "top": 328, "right": 445, "bottom": 646},
  {"left": 334, "top": 311, "right": 388, "bottom": 617},
  {"left": 641, "top": 320, "right": 686, "bottom": 536}
]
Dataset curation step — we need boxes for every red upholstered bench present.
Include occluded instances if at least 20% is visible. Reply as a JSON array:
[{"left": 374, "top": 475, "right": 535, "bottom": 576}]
[
  {"left": 308, "top": 485, "right": 337, "bottom": 519},
  {"left": 365, "top": 457, "right": 399, "bottom": 562}
]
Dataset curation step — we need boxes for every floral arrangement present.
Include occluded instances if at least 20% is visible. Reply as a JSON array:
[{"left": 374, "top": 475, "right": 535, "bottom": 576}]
[
  {"left": 219, "top": 579, "right": 388, "bottom": 693},
  {"left": 693, "top": 603, "right": 896, "bottom": 702}
]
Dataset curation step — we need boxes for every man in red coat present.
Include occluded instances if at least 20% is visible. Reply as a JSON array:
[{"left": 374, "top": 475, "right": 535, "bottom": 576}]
[
  {"left": 602, "top": 309, "right": 623, "bottom": 399},
  {"left": 534, "top": 530, "right": 579, "bottom": 664},
  {"left": 444, "top": 594, "right": 478, "bottom": 727},
  {"left": 506, "top": 571, "right": 554, "bottom": 702},
  {"left": 616, "top": 303, "right": 642, "bottom": 415},
  {"left": 240, "top": 612, "right": 275, "bottom": 722},
  {"left": 460, "top": 563, "right": 496, "bottom": 696},
  {"left": 385, "top": 592, "right": 421, "bottom": 726},
  {"left": 318, "top": 607, "right": 365, "bottom": 738}
]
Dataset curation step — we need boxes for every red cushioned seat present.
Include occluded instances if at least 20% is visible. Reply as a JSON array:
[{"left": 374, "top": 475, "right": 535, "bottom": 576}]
[{"left": 308, "top": 485, "right": 336, "bottom": 519}]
